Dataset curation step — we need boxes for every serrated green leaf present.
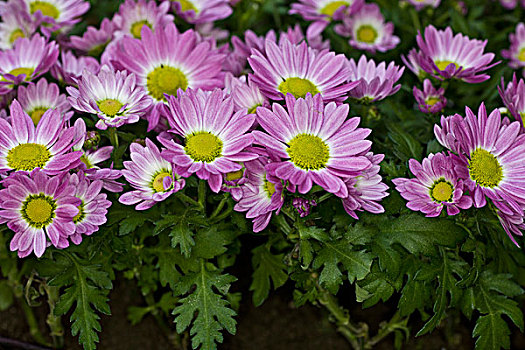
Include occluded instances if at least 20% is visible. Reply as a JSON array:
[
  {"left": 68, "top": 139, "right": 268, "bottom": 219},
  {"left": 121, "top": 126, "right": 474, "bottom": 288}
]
[
  {"left": 170, "top": 219, "right": 195, "bottom": 258},
  {"left": 173, "top": 261, "right": 237, "bottom": 350},
  {"left": 473, "top": 314, "right": 511, "bottom": 350},
  {"left": 119, "top": 215, "right": 147, "bottom": 236},
  {"left": 357, "top": 271, "right": 395, "bottom": 308},
  {"left": 191, "top": 227, "right": 228, "bottom": 259},
  {"left": 398, "top": 277, "right": 430, "bottom": 317},
  {"left": 250, "top": 245, "right": 288, "bottom": 307}
]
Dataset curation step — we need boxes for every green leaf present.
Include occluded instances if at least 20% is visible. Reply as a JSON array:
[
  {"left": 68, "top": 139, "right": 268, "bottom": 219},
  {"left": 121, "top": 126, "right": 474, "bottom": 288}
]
[
  {"left": 398, "top": 277, "right": 430, "bottom": 317},
  {"left": 119, "top": 215, "right": 147, "bottom": 236},
  {"left": 250, "top": 245, "right": 288, "bottom": 306},
  {"left": 192, "top": 227, "right": 229, "bottom": 259},
  {"left": 357, "top": 270, "right": 395, "bottom": 308},
  {"left": 173, "top": 261, "right": 237, "bottom": 350},
  {"left": 313, "top": 239, "right": 373, "bottom": 293},
  {"left": 170, "top": 219, "right": 195, "bottom": 258},
  {"left": 0, "top": 280, "right": 13, "bottom": 311},
  {"left": 473, "top": 315, "right": 511, "bottom": 350}
]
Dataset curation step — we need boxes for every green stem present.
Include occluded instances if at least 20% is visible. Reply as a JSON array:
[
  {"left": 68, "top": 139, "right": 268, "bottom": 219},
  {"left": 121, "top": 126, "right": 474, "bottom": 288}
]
[
  {"left": 198, "top": 180, "right": 206, "bottom": 212},
  {"left": 209, "top": 195, "right": 229, "bottom": 220},
  {"left": 409, "top": 8, "right": 421, "bottom": 32},
  {"left": 176, "top": 192, "right": 200, "bottom": 208},
  {"left": 317, "top": 193, "right": 333, "bottom": 204},
  {"left": 210, "top": 202, "right": 233, "bottom": 224},
  {"left": 108, "top": 127, "right": 119, "bottom": 150},
  {"left": 364, "top": 312, "right": 408, "bottom": 349},
  {"left": 45, "top": 285, "right": 64, "bottom": 349},
  {"left": 19, "top": 297, "right": 50, "bottom": 347}
]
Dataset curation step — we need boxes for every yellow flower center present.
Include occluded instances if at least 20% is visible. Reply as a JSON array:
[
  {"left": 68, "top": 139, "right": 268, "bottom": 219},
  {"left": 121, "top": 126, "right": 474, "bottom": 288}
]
[
  {"left": 320, "top": 1, "right": 349, "bottom": 16},
  {"left": 73, "top": 202, "right": 85, "bottom": 224},
  {"left": 518, "top": 48, "right": 525, "bottom": 62},
  {"left": 225, "top": 170, "right": 243, "bottom": 181},
  {"left": 278, "top": 77, "right": 319, "bottom": 99},
  {"left": 130, "top": 20, "right": 152, "bottom": 39},
  {"left": 7, "top": 143, "right": 51, "bottom": 171},
  {"left": 22, "top": 194, "right": 56, "bottom": 228},
  {"left": 152, "top": 171, "right": 171, "bottom": 192},
  {"left": 468, "top": 148, "right": 503, "bottom": 188},
  {"left": 174, "top": 0, "right": 198, "bottom": 12},
  {"left": 147, "top": 65, "right": 188, "bottom": 101},
  {"left": 430, "top": 179, "right": 454, "bottom": 202},
  {"left": 185, "top": 131, "right": 223, "bottom": 163},
  {"left": 287, "top": 134, "right": 330, "bottom": 170},
  {"left": 29, "top": 1, "right": 60, "bottom": 19},
  {"left": 356, "top": 25, "right": 378, "bottom": 43},
  {"left": 264, "top": 179, "right": 276, "bottom": 198},
  {"left": 4, "top": 67, "right": 34, "bottom": 81},
  {"left": 9, "top": 29, "right": 25, "bottom": 44},
  {"left": 425, "top": 97, "right": 440, "bottom": 106},
  {"left": 29, "top": 107, "right": 48, "bottom": 125},
  {"left": 97, "top": 99, "right": 123, "bottom": 117},
  {"left": 435, "top": 60, "right": 458, "bottom": 71}
]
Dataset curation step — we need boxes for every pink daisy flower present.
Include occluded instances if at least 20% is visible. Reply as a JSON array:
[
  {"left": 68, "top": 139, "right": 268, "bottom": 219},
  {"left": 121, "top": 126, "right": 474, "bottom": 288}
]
[
  {"left": 112, "top": 0, "right": 173, "bottom": 40},
  {"left": 413, "top": 79, "right": 447, "bottom": 114},
  {"left": 347, "top": 55, "right": 404, "bottom": 102},
  {"left": 253, "top": 93, "right": 373, "bottom": 197},
  {"left": 50, "top": 50, "right": 100, "bottom": 86},
  {"left": 405, "top": 0, "right": 441, "bottom": 11},
  {"left": 248, "top": 37, "right": 357, "bottom": 102},
  {"left": 113, "top": 23, "right": 226, "bottom": 130},
  {"left": 159, "top": 88, "right": 257, "bottom": 193},
  {"left": 17, "top": 78, "right": 73, "bottom": 125},
  {"left": 342, "top": 152, "right": 389, "bottom": 219},
  {"left": 499, "top": 73, "right": 525, "bottom": 126},
  {"left": 334, "top": 3, "right": 400, "bottom": 53},
  {"left": 0, "top": 34, "right": 58, "bottom": 94},
  {"left": 69, "top": 18, "right": 115, "bottom": 56},
  {"left": 68, "top": 173, "right": 111, "bottom": 245},
  {"left": 393, "top": 152, "right": 472, "bottom": 217},
  {"left": 120, "top": 138, "right": 185, "bottom": 210},
  {"left": 224, "top": 73, "right": 269, "bottom": 114},
  {"left": 170, "top": 0, "right": 232, "bottom": 24},
  {"left": 0, "top": 100, "right": 81, "bottom": 175},
  {"left": 233, "top": 155, "right": 284, "bottom": 232},
  {"left": 0, "top": 3, "right": 36, "bottom": 50},
  {"left": 0, "top": 170, "right": 80, "bottom": 257},
  {"left": 67, "top": 66, "right": 152, "bottom": 130},
  {"left": 502, "top": 23, "right": 525, "bottom": 70}
]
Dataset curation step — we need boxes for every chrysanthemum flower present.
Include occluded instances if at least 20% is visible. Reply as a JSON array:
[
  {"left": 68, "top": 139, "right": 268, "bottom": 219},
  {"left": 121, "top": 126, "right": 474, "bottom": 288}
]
[
  {"left": 0, "top": 5, "right": 36, "bottom": 50},
  {"left": 405, "top": 0, "right": 441, "bottom": 11},
  {"left": 249, "top": 38, "right": 357, "bottom": 102},
  {"left": 440, "top": 103, "right": 525, "bottom": 215},
  {"left": 0, "top": 170, "right": 80, "bottom": 257},
  {"left": 170, "top": 0, "right": 232, "bottom": 24},
  {"left": 159, "top": 88, "right": 257, "bottom": 193},
  {"left": 497, "top": 207, "right": 525, "bottom": 246},
  {"left": 233, "top": 156, "right": 284, "bottom": 232},
  {"left": 18, "top": 78, "right": 73, "bottom": 125},
  {"left": 0, "top": 100, "right": 82, "bottom": 175},
  {"left": 112, "top": 0, "right": 173, "bottom": 40},
  {"left": 279, "top": 24, "right": 330, "bottom": 51},
  {"left": 499, "top": 73, "right": 525, "bottom": 125},
  {"left": 290, "top": 0, "right": 363, "bottom": 22},
  {"left": 50, "top": 50, "right": 100, "bottom": 86},
  {"left": 69, "top": 18, "right": 115, "bottom": 56},
  {"left": 393, "top": 152, "right": 472, "bottom": 217},
  {"left": 342, "top": 152, "right": 388, "bottom": 219},
  {"left": 120, "top": 138, "right": 185, "bottom": 210},
  {"left": 433, "top": 113, "right": 464, "bottom": 154},
  {"left": 114, "top": 23, "right": 226, "bottom": 130},
  {"left": 406, "top": 25, "right": 498, "bottom": 83},
  {"left": 0, "top": 34, "right": 58, "bottom": 94},
  {"left": 67, "top": 66, "right": 152, "bottom": 130},
  {"left": 18, "top": 0, "right": 90, "bottom": 35},
  {"left": 347, "top": 55, "right": 404, "bottom": 102},
  {"left": 224, "top": 73, "right": 269, "bottom": 114},
  {"left": 413, "top": 79, "right": 447, "bottom": 114},
  {"left": 502, "top": 23, "right": 525, "bottom": 70},
  {"left": 68, "top": 173, "right": 111, "bottom": 245},
  {"left": 225, "top": 29, "right": 275, "bottom": 75},
  {"left": 253, "top": 93, "right": 372, "bottom": 197},
  {"left": 499, "top": 0, "right": 518, "bottom": 9},
  {"left": 334, "top": 3, "right": 399, "bottom": 54}
]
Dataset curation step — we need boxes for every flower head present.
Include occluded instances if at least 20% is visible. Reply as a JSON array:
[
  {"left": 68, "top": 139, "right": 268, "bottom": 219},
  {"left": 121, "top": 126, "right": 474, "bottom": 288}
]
[
  {"left": 0, "top": 4, "right": 36, "bottom": 50},
  {"left": 393, "top": 152, "right": 472, "bottom": 217},
  {"left": 17, "top": 78, "right": 73, "bottom": 125},
  {"left": 224, "top": 73, "right": 269, "bottom": 114},
  {"left": 342, "top": 152, "right": 388, "bottom": 219},
  {"left": 405, "top": 0, "right": 441, "bottom": 11},
  {"left": 50, "top": 50, "right": 100, "bottom": 85},
  {"left": 413, "top": 79, "right": 447, "bottom": 114},
  {"left": 112, "top": 0, "right": 173, "bottom": 40},
  {"left": 68, "top": 173, "right": 111, "bottom": 245},
  {"left": 0, "top": 170, "right": 80, "bottom": 257},
  {"left": 347, "top": 55, "right": 404, "bottom": 102},
  {"left": 498, "top": 73, "right": 525, "bottom": 126},
  {"left": 249, "top": 38, "right": 358, "bottom": 102},
  {"left": 0, "top": 34, "right": 58, "bottom": 94},
  {"left": 290, "top": 0, "right": 364, "bottom": 22},
  {"left": 114, "top": 23, "right": 226, "bottom": 130},
  {"left": 334, "top": 3, "right": 400, "bottom": 53},
  {"left": 438, "top": 103, "right": 525, "bottom": 216},
  {"left": 170, "top": 0, "right": 232, "bottom": 24},
  {"left": 18, "top": 0, "right": 90, "bottom": 35},
  {"left": 233, "top": 156, "right": 284, "bottom": 232},
  {"left": 0, "top": 100, "right": 82, "bottom": 175},
  {"left": 159, "top": 88, "right": 257, "bottom": 193},
  {"left": 120, "top": 138, "right": 184, "bottom": 210},
  {"left": 502, "top": 23, "right": 525, "bottom": 70},
  {"left": 497, "top": 207, "right": 525, "bottom": 246},
  {"left": 406, "top": 25, "right": 498, "bottom": 83},
  {"left": 69, "top": 18, "right": 115, "bottom": 56},
  {"left": 67, "top": 66, "right": 152, "bottom": 130},
  {"left": 253, "top": 93, "right": 372, "bottom": 197}
]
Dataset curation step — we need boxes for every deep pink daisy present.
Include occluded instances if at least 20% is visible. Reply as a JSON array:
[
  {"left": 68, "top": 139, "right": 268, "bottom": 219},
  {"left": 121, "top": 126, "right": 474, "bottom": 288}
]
[{"left": 413, "top": 79, "right": 447, "bottom": 114}]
